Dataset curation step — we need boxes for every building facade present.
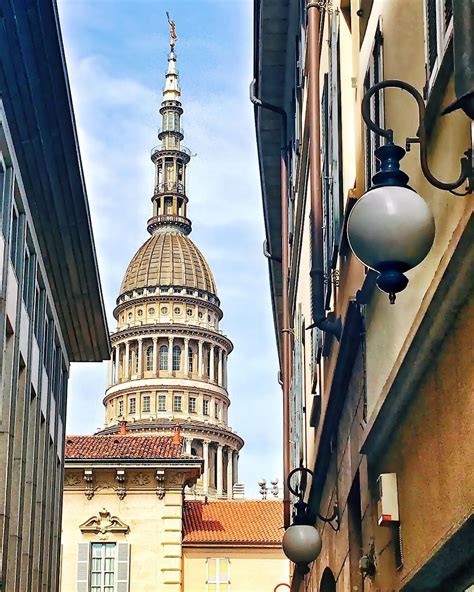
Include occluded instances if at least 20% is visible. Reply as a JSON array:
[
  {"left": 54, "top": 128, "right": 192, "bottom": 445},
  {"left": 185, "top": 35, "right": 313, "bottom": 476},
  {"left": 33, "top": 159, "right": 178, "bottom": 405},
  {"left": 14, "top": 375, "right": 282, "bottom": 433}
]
[
  {"left": 254, "top": 0, "right": 473, "bottom": 591},
  {"left": 0, "top": 1, "right": 110, "bottom": 591},
  {"left": 97, "top": 27, "right": 243, "bottom": 500}
]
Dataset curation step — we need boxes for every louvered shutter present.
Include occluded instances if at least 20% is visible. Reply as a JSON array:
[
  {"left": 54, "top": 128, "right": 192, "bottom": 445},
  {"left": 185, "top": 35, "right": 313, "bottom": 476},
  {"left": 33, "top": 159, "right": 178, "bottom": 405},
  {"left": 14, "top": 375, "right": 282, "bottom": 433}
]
[
  {"left": 116, "top": 542, "right": 130, "bottom": 592},
  {"left": 426, "top": 0, "right": 439, "bottom": 77},
  {"left": 329, "top": 11, "right": 342, "bottom": 269},
  {"left": 320, "top": 74, "right": 331, "bottom": 308},
  {"left": 76, "top": 543, "right": 89, "bottom": 592}
]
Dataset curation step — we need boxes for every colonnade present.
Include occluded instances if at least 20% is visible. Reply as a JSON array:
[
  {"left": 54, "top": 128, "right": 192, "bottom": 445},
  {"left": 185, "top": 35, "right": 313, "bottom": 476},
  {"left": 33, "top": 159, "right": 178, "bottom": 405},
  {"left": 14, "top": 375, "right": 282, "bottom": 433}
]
[
  {"left": 108, "top": 336, "right": 228, "bottom": 388},
  {"left": 184, "top": 438, "right": 239, "bottom": 499}
]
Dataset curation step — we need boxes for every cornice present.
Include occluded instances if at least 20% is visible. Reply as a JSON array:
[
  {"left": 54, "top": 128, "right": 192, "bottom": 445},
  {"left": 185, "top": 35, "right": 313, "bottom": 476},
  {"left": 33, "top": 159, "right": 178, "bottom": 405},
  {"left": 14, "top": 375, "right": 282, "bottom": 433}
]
[
  {"left": 103, "top": 380, "right": 230, "bottom": 403},
  {"left": 110, "top": 323, "right": 233, "bottom": 352},
  {"left": 95, "top": 422, "right": 244, "bottom": 449},
  {"left": 114, "top": 293, "right": 223, "bottom": 321}
]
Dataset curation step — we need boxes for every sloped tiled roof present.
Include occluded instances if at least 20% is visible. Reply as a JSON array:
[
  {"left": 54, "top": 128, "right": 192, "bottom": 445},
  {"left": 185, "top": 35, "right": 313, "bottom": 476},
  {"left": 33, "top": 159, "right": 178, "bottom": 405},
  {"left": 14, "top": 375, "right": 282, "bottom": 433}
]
[
  {"left": 183, "top": 500, "right": 284, "bottom": 545},
  {"left": 65, "top": 435, "right": 183, "bottom": 460}
]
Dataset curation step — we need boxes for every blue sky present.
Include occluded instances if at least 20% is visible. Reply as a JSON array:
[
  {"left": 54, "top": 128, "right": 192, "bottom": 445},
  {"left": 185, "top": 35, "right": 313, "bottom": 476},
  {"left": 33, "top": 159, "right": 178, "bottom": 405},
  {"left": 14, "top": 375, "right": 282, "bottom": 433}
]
[{"left": 57, "top": 0, "right": 282, "bottom": 498}]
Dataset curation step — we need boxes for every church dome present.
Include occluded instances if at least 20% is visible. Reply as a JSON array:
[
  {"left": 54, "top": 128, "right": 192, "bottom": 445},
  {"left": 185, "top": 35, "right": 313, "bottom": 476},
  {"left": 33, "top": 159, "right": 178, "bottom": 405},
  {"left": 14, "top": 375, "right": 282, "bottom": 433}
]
[{"left": 120, "top": 229, "right": 217, "bottom": 297}]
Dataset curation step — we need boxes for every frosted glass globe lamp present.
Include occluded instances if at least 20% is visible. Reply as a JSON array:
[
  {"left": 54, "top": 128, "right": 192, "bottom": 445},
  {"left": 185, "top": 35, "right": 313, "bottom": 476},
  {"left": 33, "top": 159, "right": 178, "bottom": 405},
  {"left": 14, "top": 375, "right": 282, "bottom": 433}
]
[{"left": 347, "top": 143, "right": 435, "bottom": 303}]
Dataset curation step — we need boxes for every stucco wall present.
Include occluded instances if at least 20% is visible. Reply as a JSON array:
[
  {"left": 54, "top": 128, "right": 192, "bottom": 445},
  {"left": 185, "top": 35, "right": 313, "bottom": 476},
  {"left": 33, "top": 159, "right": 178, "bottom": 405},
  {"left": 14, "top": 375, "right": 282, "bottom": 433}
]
[{"left": 183, "top": 547, "right": 290, "bottom": 592}]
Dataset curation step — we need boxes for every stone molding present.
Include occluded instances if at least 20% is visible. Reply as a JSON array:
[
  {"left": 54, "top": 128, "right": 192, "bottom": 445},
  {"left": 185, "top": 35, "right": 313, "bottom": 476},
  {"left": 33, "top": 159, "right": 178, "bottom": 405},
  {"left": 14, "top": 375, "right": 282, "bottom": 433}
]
[{"left": 79, "top": 509, "right": 130, "bottom": 538}]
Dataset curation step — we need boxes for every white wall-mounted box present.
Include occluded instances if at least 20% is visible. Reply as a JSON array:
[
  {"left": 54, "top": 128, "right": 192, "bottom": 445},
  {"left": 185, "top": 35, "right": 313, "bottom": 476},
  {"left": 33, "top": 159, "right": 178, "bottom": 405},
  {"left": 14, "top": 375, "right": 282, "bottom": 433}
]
[{"left": 377, "top": 473, "right": 400, "bottom": 526}]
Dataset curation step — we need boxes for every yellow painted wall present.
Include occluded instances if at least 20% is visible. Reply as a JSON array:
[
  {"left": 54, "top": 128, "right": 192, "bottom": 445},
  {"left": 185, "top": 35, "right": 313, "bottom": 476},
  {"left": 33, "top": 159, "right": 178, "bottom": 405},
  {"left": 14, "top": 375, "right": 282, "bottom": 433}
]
[
  {"left": 61, "top": 471, "right": 185, "bottom": 592},
  {"left": 183, "top": 547, "right": 290, "bottom": 592}
]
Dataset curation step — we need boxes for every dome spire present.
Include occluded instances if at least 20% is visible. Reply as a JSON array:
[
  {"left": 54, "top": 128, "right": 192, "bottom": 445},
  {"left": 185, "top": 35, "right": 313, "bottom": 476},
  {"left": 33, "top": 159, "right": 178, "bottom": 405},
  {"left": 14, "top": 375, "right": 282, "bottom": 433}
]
[{"left": 148, "top": 15, "right": 192, "bottom": 236}]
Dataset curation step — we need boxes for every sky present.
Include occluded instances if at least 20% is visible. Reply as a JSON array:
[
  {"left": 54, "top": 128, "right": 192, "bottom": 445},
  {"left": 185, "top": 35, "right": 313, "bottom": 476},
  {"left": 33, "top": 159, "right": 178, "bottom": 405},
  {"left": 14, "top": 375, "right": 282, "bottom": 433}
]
[{"left": 57, "top": 0, "right": 282, "bottom": 498}]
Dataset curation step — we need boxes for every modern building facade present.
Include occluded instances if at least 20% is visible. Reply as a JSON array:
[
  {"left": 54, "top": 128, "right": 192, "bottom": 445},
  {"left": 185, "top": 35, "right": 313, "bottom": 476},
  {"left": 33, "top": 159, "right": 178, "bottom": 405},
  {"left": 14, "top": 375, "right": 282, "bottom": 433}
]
[
  {"left": 97, "top": 27, "right": 243, "bottom": 500},
  {"left": 0, "top": 1, "right": 110, "bottom": 591},
  {"left": 254, "top": 0, "right": 473, "bottom": 590}
]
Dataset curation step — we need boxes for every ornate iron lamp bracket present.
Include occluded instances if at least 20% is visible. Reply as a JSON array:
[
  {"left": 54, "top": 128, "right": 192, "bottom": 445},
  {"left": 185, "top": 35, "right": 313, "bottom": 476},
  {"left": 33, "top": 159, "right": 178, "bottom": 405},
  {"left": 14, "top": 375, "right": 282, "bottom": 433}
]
[
  {"left": 361, "top": 79, "right": 473, "bottom": 195},
  {"left": 287, "top": 466, "right": 340, "bottom": 532}
]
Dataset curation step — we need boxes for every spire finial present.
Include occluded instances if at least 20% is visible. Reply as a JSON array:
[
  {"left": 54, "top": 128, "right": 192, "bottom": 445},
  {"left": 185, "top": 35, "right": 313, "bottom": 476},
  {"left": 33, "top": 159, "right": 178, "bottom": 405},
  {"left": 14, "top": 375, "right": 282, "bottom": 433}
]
[{"left": 166, "top": 12, "right": 177, "bottom": 49}]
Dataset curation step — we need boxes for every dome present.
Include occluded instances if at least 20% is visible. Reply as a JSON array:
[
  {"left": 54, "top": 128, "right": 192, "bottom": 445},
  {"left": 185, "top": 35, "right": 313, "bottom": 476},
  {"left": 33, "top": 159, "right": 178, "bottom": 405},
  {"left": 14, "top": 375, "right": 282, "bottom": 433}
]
[{"left": 120, "top": 230, "right": 217, "bottom": 296}]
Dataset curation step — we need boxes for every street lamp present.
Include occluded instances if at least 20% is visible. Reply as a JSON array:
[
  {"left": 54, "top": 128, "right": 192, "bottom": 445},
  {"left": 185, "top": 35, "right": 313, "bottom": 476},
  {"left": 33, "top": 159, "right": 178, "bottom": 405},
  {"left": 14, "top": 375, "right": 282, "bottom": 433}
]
[
  {"left": 281, "top": 467, "right": 339, "bottom": 572},
  {"left": 258, "top": 477, "right": 280, "bottom": 500},
  {"left": 347, "top": 79, "right": 473, "bottom": 303}
]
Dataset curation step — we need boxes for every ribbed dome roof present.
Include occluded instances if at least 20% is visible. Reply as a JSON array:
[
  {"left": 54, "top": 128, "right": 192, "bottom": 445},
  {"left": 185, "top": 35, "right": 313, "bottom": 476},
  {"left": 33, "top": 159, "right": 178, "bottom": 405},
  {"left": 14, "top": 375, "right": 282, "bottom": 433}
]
[{"left": 120, "top": 230, "right": 216, "bottom": 296}]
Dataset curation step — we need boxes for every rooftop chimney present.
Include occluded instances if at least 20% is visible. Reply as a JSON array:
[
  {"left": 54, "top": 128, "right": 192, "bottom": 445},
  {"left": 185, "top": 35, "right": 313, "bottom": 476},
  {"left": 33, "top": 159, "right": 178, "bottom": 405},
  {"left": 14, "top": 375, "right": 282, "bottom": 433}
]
[
  {"left": 172, "top": 426, "right": 181, "bottom": 445},
  {"left": 119, "top": 420, "right": 127, "bottom": 436}
]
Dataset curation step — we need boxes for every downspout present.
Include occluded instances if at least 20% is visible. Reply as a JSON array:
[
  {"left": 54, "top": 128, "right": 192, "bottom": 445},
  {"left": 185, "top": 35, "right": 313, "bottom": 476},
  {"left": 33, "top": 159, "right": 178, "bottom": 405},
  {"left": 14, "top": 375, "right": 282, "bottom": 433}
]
[
  {"left": 251, "top": 0, "right": 291, "bottom": 530},
  {"left": 307, "top": 2, "right": 342, "bottom": 340},
  {"left": 250, "top": 81, "right": 292, "bottom": 529}
]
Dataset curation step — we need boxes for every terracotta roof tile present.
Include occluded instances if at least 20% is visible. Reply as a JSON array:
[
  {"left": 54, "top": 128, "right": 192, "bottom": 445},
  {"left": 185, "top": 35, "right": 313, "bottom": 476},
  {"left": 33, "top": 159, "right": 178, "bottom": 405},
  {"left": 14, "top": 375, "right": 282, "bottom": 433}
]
[
  {"left": 183, "top": 500, "right": 284, "bottom": 545},
  {"left": 65, "top": 435, "right": 183, "bottom": 460}
]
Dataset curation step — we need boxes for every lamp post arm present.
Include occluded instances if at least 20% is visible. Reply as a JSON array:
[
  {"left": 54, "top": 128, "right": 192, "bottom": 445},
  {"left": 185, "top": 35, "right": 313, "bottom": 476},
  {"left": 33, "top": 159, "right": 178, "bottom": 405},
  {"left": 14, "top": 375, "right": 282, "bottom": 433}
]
[{"left": 361, "top": 79, "right": 473, "bottom": 193}]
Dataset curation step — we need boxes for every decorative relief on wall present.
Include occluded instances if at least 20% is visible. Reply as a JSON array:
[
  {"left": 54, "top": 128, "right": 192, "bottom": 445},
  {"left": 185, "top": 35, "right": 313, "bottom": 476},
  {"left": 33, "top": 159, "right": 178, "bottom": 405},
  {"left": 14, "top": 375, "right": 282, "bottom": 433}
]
[
  {"left": 132, "top": 472, "right": 151, "bottom": 486},
  {"left": 79, "top": 508, "right": 130, "bottom": 540},
  {"left": 114, "top": 470, "right": 127, "bottom": 499},
  {"left": 84, "top": 470, "right": 98, "bottom": 500},
  {"left": 156, "top": 470, "right": 165, "bottom": 499},
  {"left": 64, "top": 473, "right": 81, "bottom": 487}
]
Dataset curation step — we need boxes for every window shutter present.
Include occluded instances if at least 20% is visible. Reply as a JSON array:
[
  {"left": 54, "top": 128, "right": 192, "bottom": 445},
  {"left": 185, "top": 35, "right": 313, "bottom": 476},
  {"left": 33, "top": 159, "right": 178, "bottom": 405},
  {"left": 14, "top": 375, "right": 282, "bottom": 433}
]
[
  {"left": 443, "top": 0, "right": 452, "bottom": 32},
  {"left": 329, "top": 11, "right": 342, "bottom": 267},
  {"left": 116, "top": 542, "right": 130, "bottom": 592},
  {"left": 76, "top": 543, "right": 89, "bottom": 592},
  {"left": 320, "top": 74, "right": 331, "bottom": 308},
  {"left": 426, "top": 0, "right": 438, "bottom": 76}
]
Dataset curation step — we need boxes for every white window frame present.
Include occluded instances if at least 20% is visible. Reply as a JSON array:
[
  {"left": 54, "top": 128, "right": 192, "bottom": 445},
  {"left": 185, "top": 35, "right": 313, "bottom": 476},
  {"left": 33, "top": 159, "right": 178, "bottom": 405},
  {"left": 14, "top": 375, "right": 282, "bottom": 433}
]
[
  {"left": 90, "top": 542, "right": 116, "bottom": 592},
  {"left": 128, "top": 398, "right": 136, "bottom": 415},
  {"left": 173, "top": 395, "right": 182, "bottom": 412},
  {"left": 158, "top": 394, "right": 167, "bottom": 412},
  {"left": 142, "top": 395, "right": 150, "bottom": 413},
  {"left": 206, "top": 557, "right": 230, "bottom": 591},
  {"left": 423, "top": 0, "right": 453, "bottom": 95}
]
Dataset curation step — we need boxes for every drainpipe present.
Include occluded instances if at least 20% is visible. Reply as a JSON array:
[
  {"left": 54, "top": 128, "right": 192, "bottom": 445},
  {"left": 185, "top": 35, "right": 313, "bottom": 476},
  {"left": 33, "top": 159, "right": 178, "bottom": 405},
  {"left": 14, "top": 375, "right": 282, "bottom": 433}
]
[
  {"left": 251, "top": 80, "right": 291, "bottom": 529},
  {"left": 307, "top": 2, "right": 342, "bottom": 340}
]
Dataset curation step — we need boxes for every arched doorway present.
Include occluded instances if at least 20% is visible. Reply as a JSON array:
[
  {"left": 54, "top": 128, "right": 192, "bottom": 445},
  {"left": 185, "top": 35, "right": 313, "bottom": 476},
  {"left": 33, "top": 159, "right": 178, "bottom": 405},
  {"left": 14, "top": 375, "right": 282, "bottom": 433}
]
[{"left": 320, "top": 567, "right": 336, "bottom": 592}]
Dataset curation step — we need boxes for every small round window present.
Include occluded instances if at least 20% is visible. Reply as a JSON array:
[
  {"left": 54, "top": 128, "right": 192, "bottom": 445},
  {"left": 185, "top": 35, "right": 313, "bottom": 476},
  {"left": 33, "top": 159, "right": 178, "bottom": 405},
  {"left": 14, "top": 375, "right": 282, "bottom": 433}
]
[
  {"left": 187, "top": 309, "right": 193, "bottom": 316},
  {"left": 174, "top": 307, "right": 181, "bottom": 315},
  {"left": 128, "top": 313, "right": 132, "bottom": 320},
  {"left": 161, "top": 306, "right": 168, "bottom": 314},
  {"left": 137, "top": 309, "right": 143, "bottom": 317},
  {"left": 208, "top": 314, "right": 211, "bottom": 322},
  {"left": 198, "top": 312, "right": 203, "bottom": 319},
  {"left": 149, "top": 308, "right": 155, "bottom": 315}
]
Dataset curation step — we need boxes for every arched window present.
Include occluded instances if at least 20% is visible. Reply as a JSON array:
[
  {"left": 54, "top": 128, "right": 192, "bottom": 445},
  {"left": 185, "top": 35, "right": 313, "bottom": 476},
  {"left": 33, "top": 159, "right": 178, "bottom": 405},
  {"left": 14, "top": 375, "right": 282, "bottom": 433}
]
[
  {"left": 128, "top": 350, "right": 132, "bottom": 374},
  {"left": 146, "top": 345, "right": 153, "bottom": 371},
  {"left": 160, "top": 345, "right": 168, "bottom": 370},
  {"left": 188, "top": 348, "right": 194, "bottom": 373},
  {"left": 173, "top": 345, "right": 181, "bottom": 371},
  {"left": 206, "top": 349, "right": 211, "bottom": 377}
]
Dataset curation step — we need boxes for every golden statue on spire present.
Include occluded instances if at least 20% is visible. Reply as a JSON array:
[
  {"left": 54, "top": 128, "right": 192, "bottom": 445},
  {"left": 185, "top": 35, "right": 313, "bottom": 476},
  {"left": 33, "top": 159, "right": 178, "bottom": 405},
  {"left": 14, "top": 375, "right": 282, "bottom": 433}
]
[{"left": 166, "top": 12, "right": 177, "bottom": 48}]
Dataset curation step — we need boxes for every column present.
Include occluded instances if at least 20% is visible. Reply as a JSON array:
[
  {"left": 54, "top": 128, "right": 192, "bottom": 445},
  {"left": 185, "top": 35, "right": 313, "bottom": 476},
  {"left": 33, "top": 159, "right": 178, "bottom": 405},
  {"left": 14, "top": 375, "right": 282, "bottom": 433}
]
[
  {"left": 168, "top": 336, "right": 174, "bottom": 372},
  {"left": 152, "top": 336, "right": 158, "bottom": 374},
  {"left": 233, "top": 450, "right": 239, "bottom": 485},
  {"left": 114, "top": 345, "right": 120, "bottom": 383},
  {"left": 107, "top": 355, "right": 113, "bottom": 387},
  {"left": 226, "top": 448, "right": 233, "bottom": 500},
  {"left": 185, "top": 438, "right": 192, "bottom": 456},
  {"left": 218, "top": 348, "right": 223, "bottom": 386},
  {"left": 216, "top": 444, "right": 223, "bottom": 497},
  {"left": 124, "top": 341, "right": 130, "bottom": 380},
  {"left": 209, "top": 345, "right": 215, "bottom": 382},
  {"left": 198, "top": 340, "right": 203, "bottom": 378},
  {"left": 223, "top": 352, "right": 227, "bottom": 389},
  {"left": 184, "top": 338, "right": 189, "bottom": 377},
  {"left": 137, "top": 337, "right": 143, "bottom": 378},
  {"left": 202, "top": 440, "right": 210, "bottom": 494}
]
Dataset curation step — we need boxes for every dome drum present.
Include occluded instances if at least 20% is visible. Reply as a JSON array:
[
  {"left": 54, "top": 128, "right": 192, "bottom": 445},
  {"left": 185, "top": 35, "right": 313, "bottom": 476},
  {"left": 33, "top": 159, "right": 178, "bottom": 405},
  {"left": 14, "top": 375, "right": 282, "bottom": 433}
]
[{"left": 147, "top": 215, "right": 192, "bottom": 235}]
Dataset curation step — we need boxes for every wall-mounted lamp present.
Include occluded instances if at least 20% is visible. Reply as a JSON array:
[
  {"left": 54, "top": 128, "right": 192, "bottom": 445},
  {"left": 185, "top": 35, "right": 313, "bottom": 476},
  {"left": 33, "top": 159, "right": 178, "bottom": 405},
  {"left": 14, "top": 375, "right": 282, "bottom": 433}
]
[
  {"left": 347, "top": 79, "right": 473, "bottom": 303},
  {"left": 281, "top": 467, "right": 339, "bottom": 572}
]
